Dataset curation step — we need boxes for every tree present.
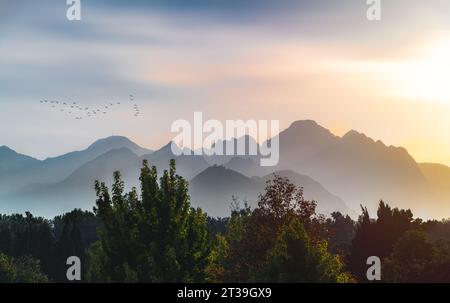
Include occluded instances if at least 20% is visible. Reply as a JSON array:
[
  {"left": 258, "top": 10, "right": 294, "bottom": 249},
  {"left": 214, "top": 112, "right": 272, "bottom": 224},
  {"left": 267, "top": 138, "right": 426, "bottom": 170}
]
[
  {"left": 52, "top": 210, "right": 85, "bottom": 282},
  {"left": 210, "top": 175, "right": 353, "bottom": 283},
  {"left": 86, "top": 159, "right": 211, "bottom": 282},
  {"left": 349, "top": 201, "right": 415, "bottom": 281},
  {"left": 384, "top": 230, "right": 450, "bottom": 282},
  {"left": 257, "top": 218, "right": 353, "bottom": 282},
  {"left": 0, "top": 252, "right": 48, "bottom": 283},
  {"left": 0, "top": 212, "right": 55, "bottom": 278},
  {"left": 326, "top": 212, "right": 355, "bottom": 256}
]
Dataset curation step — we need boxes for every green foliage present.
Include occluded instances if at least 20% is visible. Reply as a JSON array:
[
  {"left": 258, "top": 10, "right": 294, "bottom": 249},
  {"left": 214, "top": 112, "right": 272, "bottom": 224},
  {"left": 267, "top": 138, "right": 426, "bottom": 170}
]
[
  {"left": 257, "top": 218, "right": 354, "bottom": 283},
  {"left": 1, "top": 165, "right": 449, "bottom": 283},
  {"left": 0, "top": 212, "right": 54, "bottom": 276},
  {"left": 0, "top": 252, "right": 48, "bottom": 283},
  {"left": 384, "top": 230, "right": 450, "bottom": 282},
  {"left": 52, "top": 210, "right": 86, "bottom": 282},
  {"left": 0, "top": 209, "right": 100, "bottom": 282},
  {"left": 349, "top": 201, "right": 417, "bottom": 280},
  {"left": 208, "top": 175, "right": 354, "bottom": 283},
  {"left": 86, "top": 159, "right": 211, "bottom": 282},
  {"left": 326, "top": 212, "right": 355, "bottom": 256}
]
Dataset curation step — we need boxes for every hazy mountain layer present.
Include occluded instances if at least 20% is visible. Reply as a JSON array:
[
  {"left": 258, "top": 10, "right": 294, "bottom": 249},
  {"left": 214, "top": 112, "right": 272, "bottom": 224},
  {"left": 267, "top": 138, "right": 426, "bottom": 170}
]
[{"left": 1, "top": 120, "right": 449, "bottom": 219}]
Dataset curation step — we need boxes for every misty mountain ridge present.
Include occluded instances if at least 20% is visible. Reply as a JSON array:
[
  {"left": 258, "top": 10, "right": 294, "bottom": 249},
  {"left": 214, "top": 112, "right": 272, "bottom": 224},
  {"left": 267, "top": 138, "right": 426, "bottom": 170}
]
[
  {"left": 0, "top": 120, "right": 448, "bottom": 219},
  {"left": 188, "top": 165, "right": 352, "bottom": 217},
  {"left": 0, "top": 146, "right": 40, "bottom": 174}
]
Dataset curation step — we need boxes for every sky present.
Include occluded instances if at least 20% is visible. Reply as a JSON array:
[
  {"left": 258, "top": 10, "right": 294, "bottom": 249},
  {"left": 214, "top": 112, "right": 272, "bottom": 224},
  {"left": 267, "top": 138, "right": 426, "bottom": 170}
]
[{"left": 1, "top": 0, "right": 450, "bottom": 165}]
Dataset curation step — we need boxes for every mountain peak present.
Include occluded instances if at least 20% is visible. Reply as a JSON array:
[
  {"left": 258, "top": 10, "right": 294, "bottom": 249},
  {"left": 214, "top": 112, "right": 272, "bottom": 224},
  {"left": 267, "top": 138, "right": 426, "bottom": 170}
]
[
  {"left": 343, "top": 129, "right": 366, "bottom": 139},
  {"left": 289, "top": 119, "right": 319, "bottom": 128},
  {"left": 193, "top": 164, "right": 250, "bottom": 182},
  {"left": 0, "top": 145, "right": 37, "bottom": 160},
  {"left": 342, "top": 130, "right": 378, "bottom": 145},
  {"left": 286, "top": 120, "right": 334, "bottom": 135},
  {"left": 156, "top": 141, "right": 180, "bottom": 155},
  {"left": 87, "top": 136, "right": 152, "bottom": 156},
  {"left": 0, "top": 145, "right": 39, "bottom": 173},
  {"left": 88, "top": 136, "right": 134, "bottom": 149},
  {"left": 0, "top": 145, "right": 15, "bottom": 155},
  {"left": 279, "top": 120, "right": 337, "bottom": 149}
]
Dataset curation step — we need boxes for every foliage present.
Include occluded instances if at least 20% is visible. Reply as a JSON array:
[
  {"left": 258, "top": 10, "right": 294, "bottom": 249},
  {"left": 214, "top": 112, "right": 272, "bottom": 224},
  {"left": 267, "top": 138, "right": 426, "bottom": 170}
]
[
  {"left": 86, "top": 159, "right": 211, "bottom": 282},
  {"left": 349, "top": 201, "right": 417, "bottom": 280},
  {"left": 326, "top": 212, "right": 355, "bottom": 256},
  {"left": 1, "top": 164, "right": 450, "bottom": 283},
  {"left": 257, "top": 217, "right": 354, "bottom": 283},
  {"left": 0, "top": 252, "right": 48, "bottom": 283},
  {"left": 208, "top": 175, "right": 354, "bottom": 283},
  {"left": 384, "top": 230, "right": 450, "bottom": 282}
]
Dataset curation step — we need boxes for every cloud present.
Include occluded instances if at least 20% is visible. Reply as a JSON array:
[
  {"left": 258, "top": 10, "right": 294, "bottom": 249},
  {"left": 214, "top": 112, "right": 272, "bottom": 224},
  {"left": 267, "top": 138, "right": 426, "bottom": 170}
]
[{"left": 1, "top": 0, "right": 450, "bottom": 165}]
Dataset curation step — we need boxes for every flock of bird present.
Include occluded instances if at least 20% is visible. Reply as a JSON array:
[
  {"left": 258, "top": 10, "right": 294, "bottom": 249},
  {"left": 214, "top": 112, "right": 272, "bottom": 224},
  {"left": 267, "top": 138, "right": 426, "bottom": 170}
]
[{"left": 38, "top": 94, "right": 141, "bottom": 120}]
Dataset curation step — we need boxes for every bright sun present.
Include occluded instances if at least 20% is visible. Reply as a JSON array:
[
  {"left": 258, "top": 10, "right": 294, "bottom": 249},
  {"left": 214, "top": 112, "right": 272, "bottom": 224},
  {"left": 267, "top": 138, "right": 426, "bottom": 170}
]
[{"left": 391, "top": 37, "right": 450, "bottom": 104}]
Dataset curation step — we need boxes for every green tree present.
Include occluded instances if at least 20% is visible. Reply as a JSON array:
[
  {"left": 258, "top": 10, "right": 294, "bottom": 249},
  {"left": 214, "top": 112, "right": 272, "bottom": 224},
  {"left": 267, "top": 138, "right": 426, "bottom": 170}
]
[
  {"left": 257, "top": 217, "right": 353, "bottom": 282},
  {"left": 0, "top": 212, "right": 54, "bottom": 278},
  {"left": 326, "top": 212, "right": 355, "bottom": 256},
  {"left": 0, "top": 252, "right": 48, "bottom": 283},
  {"left": 384, "top": 230, "right": 450, "bottom": 282},
  {"left": 86, "top": 159, "right": 211, "bottom": 282},
  {"left": 349, "top": 201, "right": 416, "bottom": 281},
  {"left": 52, "top": 210, "right": 85, "bottom": 282},
  {"left": 210, "top": 175, "right": 353, "bottom": 283}
]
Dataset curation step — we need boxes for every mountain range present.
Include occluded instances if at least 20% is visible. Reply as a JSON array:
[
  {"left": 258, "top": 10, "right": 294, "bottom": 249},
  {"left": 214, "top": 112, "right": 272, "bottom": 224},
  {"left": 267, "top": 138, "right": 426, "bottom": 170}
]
[{"left": 0, "top": 120, "right": 448, "bottom": 219}]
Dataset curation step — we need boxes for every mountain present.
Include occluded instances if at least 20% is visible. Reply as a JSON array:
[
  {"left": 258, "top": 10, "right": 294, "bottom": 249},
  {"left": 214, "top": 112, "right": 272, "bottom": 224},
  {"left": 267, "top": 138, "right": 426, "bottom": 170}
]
[
  {"left": 5, "top": 142, "right": 209, "bottom": 217},
  {"left": 419, "top": 163, "right": 450, "bottom": 216},
  {"left": 272, "top": 120, "right": 432, "bottom": 216},
  {"left": 189, "top": 165, "right": 351, "bottom": 217},
  {"left": 0, "top": 146, "right": 40, "bottom": 175},
  {"left": 1, "top": 123, "right": 449, "bottom": 219},
  {"left": 36, "top": 135, "right": 152, "bottom": 183},
  {"left": 223, "top": 157, "right": 268, "bottom": 177},
  {"left": 203, "top": 135, "right": 261, "bottom": 166},
  {"left": 0, "top": 136, "right": 152, "bottom": 194},
  {"left": 142, "top": 142, "right": 209, "bottom": 179},
  {"left": 7, "top": 148, "right": 142, "bottom": 216},
  {"left": 420, "top": 163, "right": 450, "bottom": 192}
]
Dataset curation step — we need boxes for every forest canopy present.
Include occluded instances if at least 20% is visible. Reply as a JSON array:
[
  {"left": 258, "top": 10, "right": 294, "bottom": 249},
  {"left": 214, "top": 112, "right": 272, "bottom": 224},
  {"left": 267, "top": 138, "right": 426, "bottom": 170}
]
[{"left": 0, "top": 160, "right": 449, "bottom": 283}]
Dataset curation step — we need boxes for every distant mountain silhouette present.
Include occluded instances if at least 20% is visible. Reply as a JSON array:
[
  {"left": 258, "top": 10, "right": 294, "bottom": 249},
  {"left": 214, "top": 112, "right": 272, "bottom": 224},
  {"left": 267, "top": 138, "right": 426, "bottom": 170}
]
[
  {"left": 419, "top": 163, "right": 450, "bottom": 216},
  {"left": 420, "top": 163, "right": 450, "bottom": 191},
  {"left": 1, "top": 121, "right": 449, "bottom": 219},
  {"left": 223, "top": 157, "right": 268, "bottom": 177},
  {"left": 36, "top": 135, "right": 152, "bottom": 183},
  {"left": 142, "top": 142, "right": 209, "bottom": 179},
  {"left": 4, "top": 141, "right": 209, "bottom": 217},
  {"left": 189, "top": 165, "right": 351, "bottom": 217},
  {"left": 0, "top": 146, "right": 40, "bottom": 175},
  {"left": 271, "top": 120, "right": 431, "bottom": 216},
  {"left": 203, "top": 135, "right": 261, "bottom": 166},
  {"left": 9, "top": 148, "right": 142, "bottom": 216},
  {"left": 0, "top": 136, "right": 152, "bottom": 193}
]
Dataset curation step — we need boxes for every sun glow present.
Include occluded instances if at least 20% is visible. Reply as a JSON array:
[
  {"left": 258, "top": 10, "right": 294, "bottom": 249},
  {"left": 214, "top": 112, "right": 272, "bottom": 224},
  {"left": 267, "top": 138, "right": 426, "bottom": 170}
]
[{"left": 390, "top": 37, "right": 450, "bottom": 104}]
